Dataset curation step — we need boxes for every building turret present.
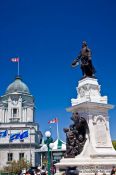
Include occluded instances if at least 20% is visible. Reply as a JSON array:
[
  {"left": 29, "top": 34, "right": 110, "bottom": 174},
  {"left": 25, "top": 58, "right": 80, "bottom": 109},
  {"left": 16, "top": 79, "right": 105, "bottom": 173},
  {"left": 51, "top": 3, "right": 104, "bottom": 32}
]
[
  {"left": 0, "top": 76, "right": 42, "bottom": 168},
  {"left": 0, "top": 76, "right": 34, "bottom": 123}
]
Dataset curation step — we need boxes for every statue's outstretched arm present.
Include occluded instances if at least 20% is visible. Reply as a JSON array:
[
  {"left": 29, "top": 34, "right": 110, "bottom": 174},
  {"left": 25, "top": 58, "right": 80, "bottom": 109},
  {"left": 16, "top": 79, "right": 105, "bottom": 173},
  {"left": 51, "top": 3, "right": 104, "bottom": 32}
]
[{"left": 71, "top": 52, "right": 82, "bottom": 67}]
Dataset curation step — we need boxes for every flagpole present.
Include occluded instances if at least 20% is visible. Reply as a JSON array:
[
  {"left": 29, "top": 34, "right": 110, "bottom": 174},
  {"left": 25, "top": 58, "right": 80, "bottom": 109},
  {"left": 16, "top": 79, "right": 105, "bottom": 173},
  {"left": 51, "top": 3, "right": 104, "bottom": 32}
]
[
  {"left": 18, "top": 57, "right": 20, "bottom": 76},
  {"left": 56, "top": 119, "right": 59, "bottom": 139},
  {"left": 49, "top": 125, "right": 52, "bottom": 133},
  {"left": 8, "top": 127, "right": 11, "bottom": 174}
]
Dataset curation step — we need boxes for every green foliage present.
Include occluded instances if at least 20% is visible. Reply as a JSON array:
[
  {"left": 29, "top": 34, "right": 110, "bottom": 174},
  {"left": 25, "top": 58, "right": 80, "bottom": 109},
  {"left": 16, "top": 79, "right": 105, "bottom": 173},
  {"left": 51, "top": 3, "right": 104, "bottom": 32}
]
[
  {"left": 3, "top": 159, "right": 31, "bottom": 174},
  {"left": 112, "top": 140, "right": 116, "bottom": 150}
]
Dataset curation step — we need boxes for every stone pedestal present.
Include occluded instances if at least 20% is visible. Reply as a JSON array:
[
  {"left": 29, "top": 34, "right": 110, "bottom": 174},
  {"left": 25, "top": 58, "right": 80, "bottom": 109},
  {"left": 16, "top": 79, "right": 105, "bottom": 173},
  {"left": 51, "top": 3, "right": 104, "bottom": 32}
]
[{"left": 56, "top": 77, "right": 116, "bottom": 175}]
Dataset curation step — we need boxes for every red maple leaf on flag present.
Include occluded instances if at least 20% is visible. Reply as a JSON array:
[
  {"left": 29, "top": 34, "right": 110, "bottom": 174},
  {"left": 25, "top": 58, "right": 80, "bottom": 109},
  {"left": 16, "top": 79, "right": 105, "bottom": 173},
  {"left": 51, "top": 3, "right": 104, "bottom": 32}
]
[
  {"left": 11, "top": 57, "right": 19, "bottom": 62},
  {"left": 48, "top": 118, "right": 58, "bottom": 124}
]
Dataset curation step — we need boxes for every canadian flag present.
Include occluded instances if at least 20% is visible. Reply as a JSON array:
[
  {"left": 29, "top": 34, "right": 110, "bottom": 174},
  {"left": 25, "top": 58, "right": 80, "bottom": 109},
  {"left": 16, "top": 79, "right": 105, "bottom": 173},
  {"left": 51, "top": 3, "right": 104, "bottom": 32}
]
[
  {"left": 48, "top": 118, "right": 58, "bottom": 124},
  {"left": 11, "top": 57, "right": 19, "bottom": 62}
]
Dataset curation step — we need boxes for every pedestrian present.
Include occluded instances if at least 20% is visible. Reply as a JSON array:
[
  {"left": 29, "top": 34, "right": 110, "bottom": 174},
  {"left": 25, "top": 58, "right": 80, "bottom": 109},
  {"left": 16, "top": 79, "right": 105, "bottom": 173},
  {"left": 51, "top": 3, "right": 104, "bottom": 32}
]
[
  {"left": 41, "top": 164, "right": 46, "bottom": 175},
  {"left": 25, "top": 171, "right": 31, "bottom": 175},
  {"left": 103, "top": 172, "right": 106, "bottom": 175},
  {"left": 110, "top": 166, "right": 116, "bottom": 175},
  {"left": 36, "top": 169, "right": 41, "bottom": 175},
  {"left": 95, "top": 171, "right": 98, "bottom": 175}
]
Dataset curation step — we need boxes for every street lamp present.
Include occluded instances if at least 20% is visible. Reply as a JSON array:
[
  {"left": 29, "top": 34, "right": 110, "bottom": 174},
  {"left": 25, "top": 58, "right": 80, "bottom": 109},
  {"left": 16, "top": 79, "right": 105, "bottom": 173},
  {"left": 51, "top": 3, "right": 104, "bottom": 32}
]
[{"left": 44, "top": 131, "right": 53, "bottom": 175}]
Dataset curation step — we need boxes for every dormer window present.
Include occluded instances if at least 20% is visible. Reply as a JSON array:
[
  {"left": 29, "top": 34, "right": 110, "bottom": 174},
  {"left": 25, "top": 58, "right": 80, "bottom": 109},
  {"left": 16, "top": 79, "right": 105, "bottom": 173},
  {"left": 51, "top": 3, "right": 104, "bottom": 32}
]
[
  {"left": 9, "top": 108, "right": 20, "bottom": 122},
  {"left": 13, "top": 108, "right": 17, "bottom": 118}
]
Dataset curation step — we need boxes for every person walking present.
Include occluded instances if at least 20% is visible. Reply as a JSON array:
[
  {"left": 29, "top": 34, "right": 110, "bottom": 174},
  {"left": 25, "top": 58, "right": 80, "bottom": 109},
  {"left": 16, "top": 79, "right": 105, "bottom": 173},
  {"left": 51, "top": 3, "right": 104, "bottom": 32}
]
[{"left": 110, "top": 166, "right": 116, "bottom": 175}]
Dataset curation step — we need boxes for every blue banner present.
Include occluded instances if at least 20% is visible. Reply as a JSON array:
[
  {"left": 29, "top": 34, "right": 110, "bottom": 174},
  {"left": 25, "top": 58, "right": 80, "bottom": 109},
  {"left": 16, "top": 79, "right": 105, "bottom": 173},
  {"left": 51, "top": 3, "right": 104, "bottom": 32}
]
[
  {"left": 10, "top": 133, "right": 20, "bottom": 142},
  {"left": 0, "top": 130, "right": 7, "bottom": 138},
  {"left": 20, "top": 130, "right": 28, "bottom": 140}
]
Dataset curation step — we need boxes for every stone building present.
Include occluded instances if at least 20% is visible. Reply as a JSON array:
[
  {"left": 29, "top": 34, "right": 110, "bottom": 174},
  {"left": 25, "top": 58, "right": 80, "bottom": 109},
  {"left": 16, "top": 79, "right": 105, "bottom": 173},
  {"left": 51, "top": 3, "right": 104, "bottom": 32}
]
[{"left": 0, "top": 76, "right": 42, "bottom": 169}]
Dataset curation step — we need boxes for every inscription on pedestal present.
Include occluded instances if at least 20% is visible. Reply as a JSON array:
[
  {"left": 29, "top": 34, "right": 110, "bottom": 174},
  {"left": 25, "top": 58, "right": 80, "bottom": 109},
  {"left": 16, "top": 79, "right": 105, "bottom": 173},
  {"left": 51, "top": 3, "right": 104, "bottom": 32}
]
[
  {"left": 78, "top": 165, "right": 111, "bottom": 174},
  {"left": 93, "top": 115, "right": 108, "bottom": 146}
]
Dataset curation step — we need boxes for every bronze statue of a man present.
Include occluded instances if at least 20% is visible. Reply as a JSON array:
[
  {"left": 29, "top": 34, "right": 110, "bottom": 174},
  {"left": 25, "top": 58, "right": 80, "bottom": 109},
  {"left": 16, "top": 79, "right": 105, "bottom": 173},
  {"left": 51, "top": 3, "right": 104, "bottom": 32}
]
[{"left": 72, "top": 41, "right": 95, "bottom": 78}]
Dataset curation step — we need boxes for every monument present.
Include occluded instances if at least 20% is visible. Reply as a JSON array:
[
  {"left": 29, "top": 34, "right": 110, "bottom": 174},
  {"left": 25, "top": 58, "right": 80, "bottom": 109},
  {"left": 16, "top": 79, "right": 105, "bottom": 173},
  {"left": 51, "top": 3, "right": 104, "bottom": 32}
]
[{"left": 55, "top": 42, "right": 116, "bottom": 175}]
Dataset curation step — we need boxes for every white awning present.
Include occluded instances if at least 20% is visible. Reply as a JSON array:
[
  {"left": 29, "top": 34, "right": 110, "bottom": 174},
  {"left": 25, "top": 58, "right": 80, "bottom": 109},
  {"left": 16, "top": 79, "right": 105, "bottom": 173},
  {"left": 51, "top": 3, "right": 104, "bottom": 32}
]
[{"left": 35, "top": 139, "right": 66, "bottom": 152}]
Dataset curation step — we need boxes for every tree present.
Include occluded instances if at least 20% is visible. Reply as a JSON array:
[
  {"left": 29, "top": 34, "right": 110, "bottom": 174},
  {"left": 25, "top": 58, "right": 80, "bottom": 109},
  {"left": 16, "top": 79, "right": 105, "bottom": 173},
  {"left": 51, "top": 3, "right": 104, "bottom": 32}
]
[
  {"left": 112, "top": 140, "right": 116, "bottom": 150},
  {"left": 3, "top": 159, "right": 31, "bottom": 174}
]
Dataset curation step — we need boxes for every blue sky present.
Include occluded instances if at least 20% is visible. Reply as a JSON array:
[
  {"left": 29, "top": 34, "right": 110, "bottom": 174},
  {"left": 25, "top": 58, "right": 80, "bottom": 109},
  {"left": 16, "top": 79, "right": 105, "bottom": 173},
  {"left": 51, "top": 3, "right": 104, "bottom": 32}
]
[{"left": 0, "top": 0, "right": 116, "bottom": 141}]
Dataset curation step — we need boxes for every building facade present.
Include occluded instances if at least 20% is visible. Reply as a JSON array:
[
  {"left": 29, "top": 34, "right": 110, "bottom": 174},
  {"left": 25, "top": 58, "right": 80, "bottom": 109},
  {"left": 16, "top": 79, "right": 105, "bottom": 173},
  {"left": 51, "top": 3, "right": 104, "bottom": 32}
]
[{"left": 0, "top": 76, "right": 42, "bottom": 169}]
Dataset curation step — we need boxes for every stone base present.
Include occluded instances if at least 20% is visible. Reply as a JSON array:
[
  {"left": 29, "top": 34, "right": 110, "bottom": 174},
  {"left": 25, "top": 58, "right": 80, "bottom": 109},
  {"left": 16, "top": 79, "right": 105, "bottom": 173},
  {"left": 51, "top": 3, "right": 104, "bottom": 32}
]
[
  {"left": 56, "top": 77, "right": 116, "bottom": 175},
  {"left": 55, "top": 156, "right": 116, "bottom": 175},
  {"left": 71, "top": 77, "right": 107, "bottom": 106}
]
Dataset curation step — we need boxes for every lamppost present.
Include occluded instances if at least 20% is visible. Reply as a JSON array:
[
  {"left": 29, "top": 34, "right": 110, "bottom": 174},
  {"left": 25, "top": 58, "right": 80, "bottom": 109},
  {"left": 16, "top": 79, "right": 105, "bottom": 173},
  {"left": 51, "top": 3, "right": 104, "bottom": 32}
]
[{"left": 44, "top": 131, "right": 53, "bottom": 175}]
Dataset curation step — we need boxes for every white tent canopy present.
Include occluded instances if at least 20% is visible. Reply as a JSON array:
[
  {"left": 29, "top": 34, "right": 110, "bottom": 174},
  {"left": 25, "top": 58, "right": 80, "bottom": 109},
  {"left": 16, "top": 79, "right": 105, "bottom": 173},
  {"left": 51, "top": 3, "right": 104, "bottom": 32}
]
[{"left": 38, "top": 139, "right": 66, "bottom": 152}]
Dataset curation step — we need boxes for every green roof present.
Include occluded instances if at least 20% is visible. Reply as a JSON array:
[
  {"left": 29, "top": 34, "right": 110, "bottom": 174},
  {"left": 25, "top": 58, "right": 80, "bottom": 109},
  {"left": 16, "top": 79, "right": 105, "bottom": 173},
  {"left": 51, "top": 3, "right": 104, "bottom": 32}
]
[{"left": 6, "top": 77, "right": 30, "bottom": 94}]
